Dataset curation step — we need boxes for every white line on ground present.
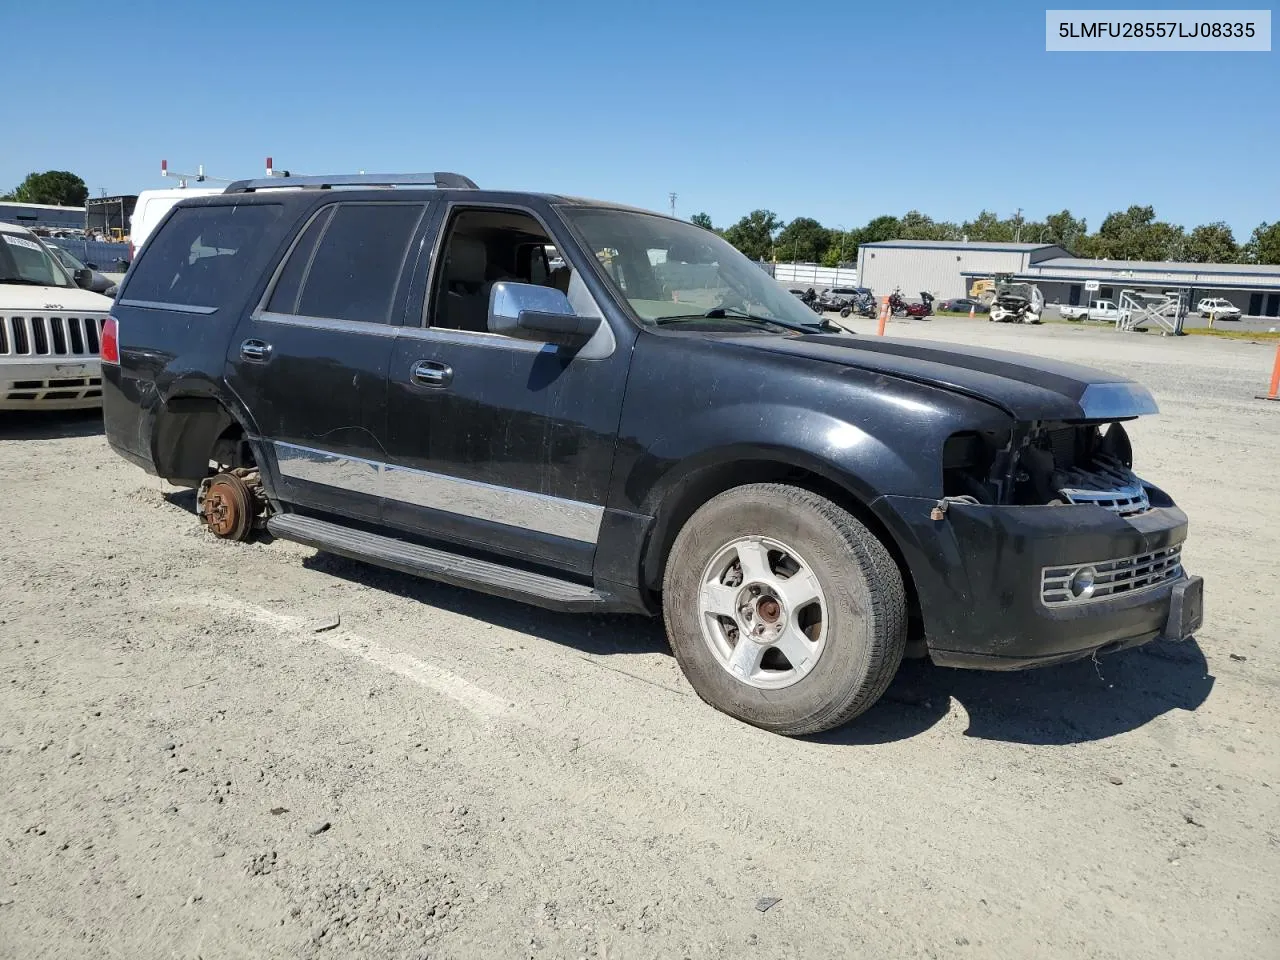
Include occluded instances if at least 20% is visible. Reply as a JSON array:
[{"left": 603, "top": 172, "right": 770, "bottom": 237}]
[{"left": 158, "top": 596, "right": 512, "bottom": 720}]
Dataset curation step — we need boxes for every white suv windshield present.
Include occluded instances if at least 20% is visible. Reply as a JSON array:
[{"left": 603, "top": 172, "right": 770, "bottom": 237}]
[
  {"left": 561, "top": 207, "right": 824, "bottom": 330},
  {"left": 0, "top": 232, "right": 73, "bottom": 288}
]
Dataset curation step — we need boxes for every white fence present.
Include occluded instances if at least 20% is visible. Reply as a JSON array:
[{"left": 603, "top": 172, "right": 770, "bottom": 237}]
[{"left": 771, "top": 263, "right": 859, "bottom": 288}]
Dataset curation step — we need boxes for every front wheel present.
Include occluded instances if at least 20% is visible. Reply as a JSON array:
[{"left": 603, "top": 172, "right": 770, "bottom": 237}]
[{"left": 662, "top": 484, "right": 907, "bottom": 735}]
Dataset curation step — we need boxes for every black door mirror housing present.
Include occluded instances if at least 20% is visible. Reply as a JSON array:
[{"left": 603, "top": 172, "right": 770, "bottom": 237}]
[
  {"left": 488, "top": 281, "right": 600, "bottom": 348},
  {"left": 73, "top": 267, "right": 94, "bottom": 289}
]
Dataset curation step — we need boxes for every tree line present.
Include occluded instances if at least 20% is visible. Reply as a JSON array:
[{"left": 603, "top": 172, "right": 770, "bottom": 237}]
[
  {"left": 1, "top": 171, "right": 89, "bottom": 206},
  {"left": 691, "top": 206, "right": 1280, "bottom": 267}
]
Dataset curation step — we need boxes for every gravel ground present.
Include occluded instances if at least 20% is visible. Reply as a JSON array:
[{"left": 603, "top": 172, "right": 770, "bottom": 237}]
[{"left": 2, "top": 317, "right": 1278, "bottom": 960}]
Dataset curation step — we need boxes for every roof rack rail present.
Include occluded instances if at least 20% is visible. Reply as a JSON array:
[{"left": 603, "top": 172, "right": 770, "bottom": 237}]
[{"left": 224, "top": 172, "right": 478, "bottom": 193}]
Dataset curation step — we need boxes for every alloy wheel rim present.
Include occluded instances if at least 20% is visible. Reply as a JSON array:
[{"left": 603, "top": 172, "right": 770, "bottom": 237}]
[{"left": 697, "top": 536, "right": 828, "bottom": 690}]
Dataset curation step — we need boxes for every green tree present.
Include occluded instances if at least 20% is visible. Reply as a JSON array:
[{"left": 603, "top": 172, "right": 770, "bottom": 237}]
[
  {"left": 773, "top": 217, "right": 832, "bottom": 263},
  {"left": 1042, "top": 210, "right": 1087, "bottom": 251},
  {"left": 721, "top": 209, "right": 781, "bottom": 261},
  {"left": 690, "top": 212, "right": 714, "bottom": 230},
  {"left": 1079, "top": 205, "right": 1185, "bottom": 261},
  {"left": 1242, "top": 222, "right": 1280, "bottom": 265},
  {"left": 1183, "top": 222, "right": 1238, "bottom": 263},
  {"left": 6, "top": 170, "right": 88, "bottom": 206},
  {"left": 854, "top": 215, "right": 901, "bottom": 245},
  {"left": 961, "top": 210, "right": 1016, "bottom": 242}
]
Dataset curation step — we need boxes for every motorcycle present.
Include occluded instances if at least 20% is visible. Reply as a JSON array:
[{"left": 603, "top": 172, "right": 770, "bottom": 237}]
[
  {"left": 789, "top": 287, "right": 824, "bottom": 314},
  {"left": 905, "top": 292, "right": 934, "bottom": 319},
  {"left": 839, "top": 291, "right": 878, "bottom": 319},
  {"left": 887, "top": 289, "right": 909, "bottom": 316}
]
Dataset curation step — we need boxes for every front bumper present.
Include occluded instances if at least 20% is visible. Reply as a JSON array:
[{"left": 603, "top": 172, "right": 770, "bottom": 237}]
[
  {"left": 877, "top": 494, "right": 1203, "bottom": 670},
  {"left": 0, "top": 357, "right": 102, "bottom": 410}
]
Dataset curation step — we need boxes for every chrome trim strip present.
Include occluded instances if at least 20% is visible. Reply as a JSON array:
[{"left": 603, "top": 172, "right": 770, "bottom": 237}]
[
  {"left": 271, "top": 441, "right": 602, "bottom": 544},
  {"left": 258, "top": 311, "right": 400, "bottom": 337},
  {"left": 274, "top": 441, "right": 382, "bottom": 498},
  {"left": 118, "top": 299, "right": 218, "bottom": 315},
  {"left": 1078, "top": 382, "right": 1159, "bottom": 419},
  {"left": 393, "top": 325, "right": 548, "bottom": 352}
]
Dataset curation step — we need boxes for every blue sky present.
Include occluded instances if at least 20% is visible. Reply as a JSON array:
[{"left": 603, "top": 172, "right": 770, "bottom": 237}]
[{"left": 2, "top": 0, "right": 1276, "bottom": 236}]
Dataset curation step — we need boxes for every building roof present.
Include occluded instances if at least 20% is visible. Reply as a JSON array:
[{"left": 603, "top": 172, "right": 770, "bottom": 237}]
[
  {"left": 957, "top": 255, "right": 1280, "bottom": 290},
  {"left": 1033, "top": 256, "right": 1280, "bottom": 277},
  {"left": 0, "top": 200, "right": 86, "bottom": 212},
  {"left": 860, "top": 239, "right": 1059, "bottom": 252}
]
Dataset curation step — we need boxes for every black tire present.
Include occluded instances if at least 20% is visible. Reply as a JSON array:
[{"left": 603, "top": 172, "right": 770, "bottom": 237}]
[
  {"left": 840, "top": 307, "right": 851, "bottom": 318},
  {"left": 662, "top": 483, "right": 907, "bottom": 735}
]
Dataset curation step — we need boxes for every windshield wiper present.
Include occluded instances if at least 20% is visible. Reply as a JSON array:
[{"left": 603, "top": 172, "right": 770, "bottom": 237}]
[{"left": 655, "top": 307, "right": 825, "bottom": 335}]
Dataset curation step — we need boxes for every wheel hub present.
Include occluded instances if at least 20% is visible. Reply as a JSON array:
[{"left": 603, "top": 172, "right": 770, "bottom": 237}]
[{"left": 736, "top": 584, "right": 786, "bottom": 643}]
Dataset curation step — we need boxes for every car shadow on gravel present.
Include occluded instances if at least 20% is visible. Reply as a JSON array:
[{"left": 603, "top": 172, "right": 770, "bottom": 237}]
[
  {"left": 811, "top": 639, "right": 1214, "bottom": 746},
  {"left": 0, "top": 410, "right": 103, "bottom": 439},
  {"left": 301, "top": 551, "right": 670, "bottom": 658}
]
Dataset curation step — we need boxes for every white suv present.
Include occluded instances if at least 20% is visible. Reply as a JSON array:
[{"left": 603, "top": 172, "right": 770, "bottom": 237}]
[
  {"left": 1197, "top": 297, "right": 1242, "bottom": 320},
  {"left": 0, "top": 223, "right": 115, "bottom": 410}
]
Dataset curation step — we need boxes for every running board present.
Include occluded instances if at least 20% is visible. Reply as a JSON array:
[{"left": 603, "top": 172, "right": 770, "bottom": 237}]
[{"left": 267, "top": 514, "right": 625, "bottom": 612}]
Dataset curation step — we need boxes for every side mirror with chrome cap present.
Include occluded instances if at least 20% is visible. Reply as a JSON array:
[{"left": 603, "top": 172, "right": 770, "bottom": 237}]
[{"left": 488, "top": 281, "right": 600, "bottom": 348}]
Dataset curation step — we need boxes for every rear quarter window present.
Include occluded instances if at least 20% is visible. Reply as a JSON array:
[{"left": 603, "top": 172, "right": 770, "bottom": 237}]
[{"left": 122, "top": 204, "right": 283, "bottom": 311}]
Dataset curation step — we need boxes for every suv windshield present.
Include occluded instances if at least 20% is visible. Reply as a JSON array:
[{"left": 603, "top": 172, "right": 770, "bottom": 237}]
[
  {"left": 0, "top": 232, "right": 73, "bottom": 288},
  {"left": 561, "top": 207, "right": 824, "bottom": 330}
]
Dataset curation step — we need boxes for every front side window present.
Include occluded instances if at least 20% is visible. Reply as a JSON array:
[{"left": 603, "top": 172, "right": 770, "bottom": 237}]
[
  {"left": 430, "top": 208, "right": 570, "bottom": 334},
  {"left": 124, "top": 204, "right": 283, "bottom": 308},
  {"left": 0, "top": 232, "right": 72, "bottom": 288},
  {"left": 275, "top": 203, "right": 425, "bottom": 324},
  {"left": 560, "top": 207, "right": 825, "bottom": 330}
]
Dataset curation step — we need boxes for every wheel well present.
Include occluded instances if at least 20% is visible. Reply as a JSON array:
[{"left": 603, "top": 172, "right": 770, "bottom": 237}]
[
  {"left": 644, "top": 461, "right": 923, "bottom": 648},
  {"left": 153, "top": 397, "right": 254, "bottom": 486}
]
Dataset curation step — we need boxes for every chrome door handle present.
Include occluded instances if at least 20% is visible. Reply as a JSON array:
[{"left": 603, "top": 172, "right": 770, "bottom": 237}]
[
  {"left": 240, "top": 339, "right": 272, "bottom": 363},
  {"left": 411, "top": 360, "right": 452, "bottom": 387}
]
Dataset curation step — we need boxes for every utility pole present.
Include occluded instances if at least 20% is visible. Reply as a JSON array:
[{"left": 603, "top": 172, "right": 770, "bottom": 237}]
[
  {"left": 1014, "top": 207, "right": 1024, "bottom": 242},
  {"left": 669, "top": 192, "right": 677, "bottom": 218}
]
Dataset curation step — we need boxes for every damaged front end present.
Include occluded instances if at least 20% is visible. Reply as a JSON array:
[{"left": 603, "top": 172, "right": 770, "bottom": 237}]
[
  {"left": 941, "top": 418, "right": 1165, "bottom": 516},
  {"left": 888, "top": 410, "right": 1202, "bottom": 669}
]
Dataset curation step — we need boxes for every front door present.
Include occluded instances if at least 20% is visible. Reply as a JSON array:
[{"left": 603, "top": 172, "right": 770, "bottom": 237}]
[
  {"left": 381, "top": 204, "right": 634, "bottom": 576},
  {"left": 228, "top": 201, "right": 430, "bottom": 522}
]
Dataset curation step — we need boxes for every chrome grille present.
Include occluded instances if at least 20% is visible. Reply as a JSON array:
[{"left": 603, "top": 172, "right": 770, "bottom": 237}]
[
  {"left": 1041, "top": 544, "right": 1184, "bottom": 606},
  {"left": 1059, "top": 479, "right": 1150, "bottom": 517},
  {"left": 0, "top": 315, "right": 107, "bottom": 357},
  {"left": 1057, "top": 455, "right": 1151, "bottom": 517}
]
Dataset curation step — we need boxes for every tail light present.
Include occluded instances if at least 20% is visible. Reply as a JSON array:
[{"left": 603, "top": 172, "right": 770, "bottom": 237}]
[{"left": 101, "top": 317, "right": 119, "bottom": 364}]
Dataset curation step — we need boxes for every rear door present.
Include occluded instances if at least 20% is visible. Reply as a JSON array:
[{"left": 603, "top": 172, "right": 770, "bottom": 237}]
[{"left": 227, "top": 201, "right": 430, "bottom": 523}]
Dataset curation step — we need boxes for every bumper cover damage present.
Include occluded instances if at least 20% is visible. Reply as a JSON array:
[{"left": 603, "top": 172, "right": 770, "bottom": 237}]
[{"left": 878, "top": 495, "right": 1203, "bottom": 669}]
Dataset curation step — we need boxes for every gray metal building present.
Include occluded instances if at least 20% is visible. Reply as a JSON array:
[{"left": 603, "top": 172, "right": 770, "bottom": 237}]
[
  {"left": 857, "top": 239, "right": 1280, "bottom": 318},
  {"left": 856, "top": 240, "right": 1070, "bottom": 301}
]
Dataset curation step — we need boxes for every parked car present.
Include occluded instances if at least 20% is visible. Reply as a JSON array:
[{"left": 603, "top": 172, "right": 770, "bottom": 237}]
[
  {"left": 45, "top": 245, "right": 115, "bottom": 295},
  {"left": 940, "top": 297, "right": 989, "bottom": 314},
  {"left": 1196, "top": 297, "right": 1242, "bottom": 320},
  {"left": 101, "top": 172, "right": 1204, "bottom": 735},
  {"left": 0, "top": 222, "right": 113, "bottom": 409},
  {"left": 1058, "top": 303, "right": 1090, "bottom": 320}
]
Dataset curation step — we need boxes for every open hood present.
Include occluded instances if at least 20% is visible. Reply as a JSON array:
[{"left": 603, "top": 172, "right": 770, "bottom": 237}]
[{"left": 727, "top": 334, "right": 1158, "bottom": 421}]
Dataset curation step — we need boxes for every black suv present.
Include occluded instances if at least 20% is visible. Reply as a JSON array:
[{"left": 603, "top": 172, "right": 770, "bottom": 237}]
[{"left": 101, "top": 173, "right": 1204, "bottom": 735}]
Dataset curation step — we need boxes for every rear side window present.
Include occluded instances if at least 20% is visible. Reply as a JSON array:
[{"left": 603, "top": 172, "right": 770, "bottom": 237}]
[
  {"left": 273, "top": 203, "right": 424, "bottom": 324},
  {"left": 124, "top": 204, "right": 283, "bottom": 310},
  {"left": 266, "top": 208, "right": 334, "bottom": 315}
]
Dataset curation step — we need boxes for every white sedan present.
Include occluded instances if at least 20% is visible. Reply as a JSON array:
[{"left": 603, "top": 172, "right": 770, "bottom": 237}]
[{"left": 1197, "top": 297, "right": 1242, "bottom": 320}]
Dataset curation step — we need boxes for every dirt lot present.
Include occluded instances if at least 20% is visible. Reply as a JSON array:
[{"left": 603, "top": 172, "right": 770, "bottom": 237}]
[{"left": 2, "top": 318, "right": 1277, "bottom": 960}]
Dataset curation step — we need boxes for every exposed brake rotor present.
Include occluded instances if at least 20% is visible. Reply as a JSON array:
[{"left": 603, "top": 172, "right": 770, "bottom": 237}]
[{"left": 197, "top": 468, "right": 267, "bottom": 542}]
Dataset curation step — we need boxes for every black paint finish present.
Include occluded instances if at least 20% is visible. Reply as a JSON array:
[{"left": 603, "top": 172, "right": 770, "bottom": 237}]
[{"left": 101, "top": 185, "right": 1191, "bottom": 667}]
